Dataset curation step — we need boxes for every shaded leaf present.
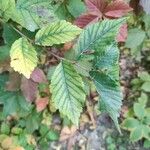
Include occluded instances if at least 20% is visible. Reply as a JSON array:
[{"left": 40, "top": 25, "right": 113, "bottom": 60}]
[
  {"left": 2, "top": 24, "right": 20, "bottom": 46},
  {"left": 0, "top": 45, "right": 10, "bottom": 62},
  {"left": 67, "top": 0, "right": 86, "bottom": 17},
  {"left": 35, "top": 20, "right": 81, "bottom": 46},
  {"left": 21, "top": 77, "right": 38, "bottom": 102},
  {"left": 11, "top": 0, "right": 57, "bottom": 31},
  {"left": 5, "top": 72, "right": 21, "bottom": 91},
  {"left": 10, "top": 38, "right": 38, "bottom": 79},
  {"left": 25, "top": 109, "right": 41, "bottom": 133},
  {"left": 50, "top": 61, "right": 86, "bottom": 125},
  {"left": 0, "top": 91, "right": 30, "bottom": 117},
  {"left": 0, "top": 73, "right": 9, "bottom": 90}
]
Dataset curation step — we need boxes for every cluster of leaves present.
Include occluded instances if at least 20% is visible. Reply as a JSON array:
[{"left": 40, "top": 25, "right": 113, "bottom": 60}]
[
  {"left": 122, "top": 92, "right": 150, "bottom": 148},
  {"left": 120, "top": 2, "right": 150, "bottom": 147},
  {"left": 0, "top": 0, "right": 132, "bottom": 149},
  {"left": 125, "top": 9, "right": 150, "bottom": 60}
]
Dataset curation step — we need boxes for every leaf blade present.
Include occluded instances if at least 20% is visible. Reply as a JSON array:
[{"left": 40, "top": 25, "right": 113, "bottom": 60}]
[
  {"left": 50, "top": 61, "right": 86, "bottom": 125},
  {"left": 76, "top": 18, "right": 126, "bottom": 55},
  {"left": 35, "top": 20, "right": 82, "bottom": 46},
  {"left": 10, "top": 37, "right": 38, "bottom": 78}
]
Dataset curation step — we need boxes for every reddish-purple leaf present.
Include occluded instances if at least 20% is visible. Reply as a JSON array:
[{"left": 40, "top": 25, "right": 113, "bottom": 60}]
[
  {"left": 31, "top": 68, "right": 47, "bottom": 83},
  {"left": 21, "top": 77, "right": 38, "bottom": 102},
  {"left": 35, "top": 97, "right": 49, "bottom": 112},
  {"left": 104, "top": 0, "right": 133, "bottom": 18},
  {"left": 85, "top": 0, "right": 107, "bottom": 17},
  {"left": 117, "top": 24, "right": 128, "bottom": 42},
  {"left": 75, "top": 13, "right": 99, "bottom": 28}
]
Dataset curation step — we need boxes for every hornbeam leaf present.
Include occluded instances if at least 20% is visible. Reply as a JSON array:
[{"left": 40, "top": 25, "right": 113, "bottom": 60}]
[
  {"left": 76, "top": 18, "right": 126, "bottom": 55},
  {"left": 94, "top": 43, "right": 120, "bottom": 80},
  {"left": 11, "top": 0, "right": 57, "bottom": 31},
  {"left": 0, "top": 0, "right": 15, "bottom": 22},
  {"left": 35, "top": 20, "right": 82, "bottom": 46},
  {"left": 50, "top": 60, "right": 86, "bottom": 125},
  {"left": 90, "top": 71, "right": 123, "bottom": 132},
  {"left": 10, "top": 38, "right": 38, "bottom": 79}
]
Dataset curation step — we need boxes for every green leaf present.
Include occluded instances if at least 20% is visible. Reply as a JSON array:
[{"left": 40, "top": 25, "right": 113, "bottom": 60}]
[
  {"left": 125, "top": 28, "right": 146, "bottom": 49},
  {"left": 11, "top": 0, "right": 57, "bottom": 31},
  {"left": 141, "top": 82, "right": 150, "bottom": 92},
  {"left": 138, "top": 71, "right": 150, "bottom": 82},
  {"left": 142, "top": 125, "right": 150, "bottom": 139},
  {"left": 143, "top": 14, "right": 150, "bottom": 31},
  {"left": 121, "top": 118, "right": 140, "bottom": 130},
  {"left": 133, "top": 103, "right": 145, "bottom": 119},
  {"left": 76, "top": 18, "right": 126, "bottom": 55},
  {"left": 144, "top": 139, "right": 150, "bottom": 148},
  {"left": 40, "top": 125, "right": 59, "bottom": 141},
  {"left": 0, "top": 91, "right": 30, "bottom": 117},
  {"left": 35, "top": 20, "right": 81, "bottom": 46},
  {"left": 130, "top": 127, "right": 142, "bottom": 142},
  {"left": 50, "top": 60, "right": 86, "bottom": 125},
  {"left": 0, "top": 45, "right": 10, "bottom": 62},
  {"left": 25, "top": 109, "right": 41, "bottom": 133},
  {"left": 90, "top": 71, "right": 122, "bottom": 131},
  {"left": 10, "top": 37, "right": 38, "bottom": 79},
  {"left": 0, "top": 0, "right": 15, "bottom": 22},
  {"left": 0, "top": 73, "right": 9, "bottom": 90},
  {"left": 138, "top": 92, "right": 148, "bottom": 107},
  {"left": 55, "top": 3, "right": 72, "bottom": 20},
  {"left": 67, "top": 0, "right": 86, "bottom": 17},
  {"left": 0, "top": 122, "right": 10, "bottom": 135},
  {"left": 2, "top": 24, "right": 20, "bottom": 46},
  {"left": 95, "top": 43, "right": 119, "bottom": 69}
]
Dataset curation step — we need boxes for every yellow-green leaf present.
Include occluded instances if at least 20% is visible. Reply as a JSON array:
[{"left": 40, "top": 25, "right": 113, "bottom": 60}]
[
  {"left": 0, "top": 0, "right": 15, "bottom": 22},
  {"left": 50, "top": 61, "right": 86, "bottom": 125},
  {"left": 35, "top": 20, "right": 82, "bottom": 46},
  {"left": 10, "top": 38, "right": 38, "bottom": 78}
]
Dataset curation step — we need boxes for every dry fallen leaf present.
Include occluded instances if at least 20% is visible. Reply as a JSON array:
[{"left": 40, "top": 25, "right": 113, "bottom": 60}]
[{"left": 59, "top": 126, "right": 77, "bottom": 141}]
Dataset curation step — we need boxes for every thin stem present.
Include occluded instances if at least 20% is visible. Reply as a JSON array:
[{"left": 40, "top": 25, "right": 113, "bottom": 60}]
[
  {"left": 10, "top": 25, "right": 33, "bottom": 42},
  {"left": 0, "top": 18, "right": 33, "bottom": 43},
  {"left": 50, "top": 51, "right": 90, "bottom": 72}
]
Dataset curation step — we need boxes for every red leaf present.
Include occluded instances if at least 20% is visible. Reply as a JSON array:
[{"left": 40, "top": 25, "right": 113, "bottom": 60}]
[
  {"left": 85, "top": 0, "right": 107, "bottom": 17},
  {"left": 31, "top": 68, "right": 47, "bottom": 83},
  {"left": 35, "top": 97, "right": 49, "bottom": 112},
  {"left": 75, "top": 13, "right": 99, "bottom": 28},
  {"left": 21, "top": 77, "right": 38, "bottom": 102},
  {"left": 104, "top": 0, "right": 133, "bottom": 18},
  {"left": 117, "top": 24, "right": 128, "bottom": 42}
]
